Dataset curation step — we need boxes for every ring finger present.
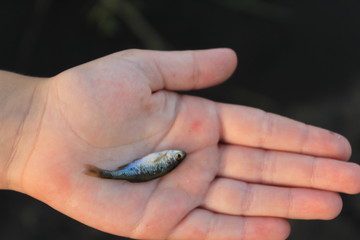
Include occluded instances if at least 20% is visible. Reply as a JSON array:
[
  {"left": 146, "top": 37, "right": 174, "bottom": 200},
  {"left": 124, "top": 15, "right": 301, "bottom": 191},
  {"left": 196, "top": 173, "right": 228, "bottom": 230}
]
[{"left": 202, "top": 178, "right": 342, "bottom": 220}]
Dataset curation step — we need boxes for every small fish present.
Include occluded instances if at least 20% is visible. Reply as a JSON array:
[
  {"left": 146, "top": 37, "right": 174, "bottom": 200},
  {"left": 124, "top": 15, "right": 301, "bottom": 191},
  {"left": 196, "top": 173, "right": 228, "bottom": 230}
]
[{"left": 85, "top": 150, "right": 186, "bottom": 182}]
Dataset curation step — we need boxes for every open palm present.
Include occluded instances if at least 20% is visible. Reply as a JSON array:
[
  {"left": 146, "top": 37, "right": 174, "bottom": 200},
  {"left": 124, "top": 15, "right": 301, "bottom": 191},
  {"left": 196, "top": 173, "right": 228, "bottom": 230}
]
[{"left": 14, "top": 49, "right": 360, "bottom": 240}]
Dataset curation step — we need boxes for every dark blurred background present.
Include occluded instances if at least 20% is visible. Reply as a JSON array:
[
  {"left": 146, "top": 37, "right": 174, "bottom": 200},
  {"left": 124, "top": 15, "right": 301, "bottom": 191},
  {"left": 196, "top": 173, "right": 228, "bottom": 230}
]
[{"left": 1, "top": 0, "right": 360, "bottom": 239}]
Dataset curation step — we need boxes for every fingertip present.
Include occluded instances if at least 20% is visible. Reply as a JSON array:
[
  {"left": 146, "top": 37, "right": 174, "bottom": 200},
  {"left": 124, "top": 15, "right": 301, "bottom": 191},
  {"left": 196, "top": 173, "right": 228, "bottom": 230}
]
[
  {"left": 322, "top": 192, "right": 343, "bottom": 220},
  {"left": 195, "top": 48, "right": 238, "bottom": 88},
  {"left": 336, "top": 133, "right": 352, "bottom": 161},
  {"left": 245, "top": 217, "right": 291, "bottom": 240},
  {"left": 302, "top": 127, "right": 352, "bottom": 161},
  {"left": 301, "top": 191, "right": 343, "bottom": 220},
  {"left": 341, "top": 162, "right": 360, "bottom": 194},
  {"left": 211, "top": 48, "right": 238, "bottom": 68},
  {"left": 326, "top": 131, "right": 352, "bottom": 161}
]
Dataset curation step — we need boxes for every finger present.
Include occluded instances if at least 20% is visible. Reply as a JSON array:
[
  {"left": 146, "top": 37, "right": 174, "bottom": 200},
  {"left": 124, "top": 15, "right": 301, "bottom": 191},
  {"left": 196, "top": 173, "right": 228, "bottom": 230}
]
[
  {"left": 202, "top": 178, "right": 342, "bottom": 220},
  {"left": 218, "top": 145, "right": 360, "bottom": 194},
  {"left": 216, "top": 103, "right": 351, "bottom": 160},
  {"left": 168, "top": 209, "right": 290, "bottom": 240},
  {"left": 119, "top": 48, "right": 238, "bottom": 91}
]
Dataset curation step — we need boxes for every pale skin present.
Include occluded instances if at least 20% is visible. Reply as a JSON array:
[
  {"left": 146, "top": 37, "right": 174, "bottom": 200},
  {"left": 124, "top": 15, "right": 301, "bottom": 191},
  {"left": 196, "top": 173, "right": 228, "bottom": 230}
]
[{"left": 0, "top": 49, "right": 360, "bottom": 240}]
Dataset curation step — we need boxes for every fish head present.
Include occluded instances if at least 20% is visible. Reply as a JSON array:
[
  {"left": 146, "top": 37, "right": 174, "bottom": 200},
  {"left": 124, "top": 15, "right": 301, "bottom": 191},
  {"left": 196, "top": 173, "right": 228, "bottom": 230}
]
[{"left": 170, "top": 150, "right": 187, "bottom": 161}]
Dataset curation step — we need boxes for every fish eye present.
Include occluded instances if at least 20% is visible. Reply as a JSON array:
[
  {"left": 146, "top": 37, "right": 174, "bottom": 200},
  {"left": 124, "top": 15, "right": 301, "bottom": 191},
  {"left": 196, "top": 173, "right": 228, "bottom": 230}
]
[{"left": 176, "top": 153, "right": 182, "bottom": 159}]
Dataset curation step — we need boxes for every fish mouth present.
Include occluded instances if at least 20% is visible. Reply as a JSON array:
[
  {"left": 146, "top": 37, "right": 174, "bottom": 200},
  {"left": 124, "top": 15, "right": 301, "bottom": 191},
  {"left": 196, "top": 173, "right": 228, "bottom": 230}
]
[{"left": 178, "top": 150, "right": 187, "bottom": 160}]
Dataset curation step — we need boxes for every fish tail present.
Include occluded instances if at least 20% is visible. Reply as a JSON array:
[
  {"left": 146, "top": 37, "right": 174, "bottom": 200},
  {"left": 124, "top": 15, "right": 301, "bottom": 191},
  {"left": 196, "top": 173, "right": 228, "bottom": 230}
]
[
  {"left": 84, "top": 164, "right": 103, "bottom": 178},
  {"left": 84, "top": 164, "right": 114, "bottom": 179}
]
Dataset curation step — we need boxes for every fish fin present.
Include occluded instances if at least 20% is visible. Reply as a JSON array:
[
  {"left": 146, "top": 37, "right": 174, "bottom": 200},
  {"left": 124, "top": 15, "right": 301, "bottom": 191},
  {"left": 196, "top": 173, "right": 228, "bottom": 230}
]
[{"left": 84, "top": 164, "right": 103, "bottom": 178}]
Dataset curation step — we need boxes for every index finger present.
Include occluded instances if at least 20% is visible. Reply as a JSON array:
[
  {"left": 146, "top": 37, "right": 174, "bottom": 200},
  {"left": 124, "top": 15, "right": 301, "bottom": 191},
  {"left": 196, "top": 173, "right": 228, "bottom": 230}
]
[{"left": 216, "top": 103, "right": 351, "bottom": 160}]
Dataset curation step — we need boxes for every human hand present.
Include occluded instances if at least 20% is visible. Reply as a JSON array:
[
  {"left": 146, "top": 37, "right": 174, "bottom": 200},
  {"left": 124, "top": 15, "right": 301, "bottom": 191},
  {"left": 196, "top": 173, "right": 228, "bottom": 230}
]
[{"left": 4, "top": 49, "right": 360, "bottom": 240}]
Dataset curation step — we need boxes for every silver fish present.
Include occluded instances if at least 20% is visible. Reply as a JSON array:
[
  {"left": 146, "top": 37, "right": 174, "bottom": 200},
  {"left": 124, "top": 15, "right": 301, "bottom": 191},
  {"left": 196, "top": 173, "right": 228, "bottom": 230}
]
[{"left": 85, "top": 150, "right": 186, "bottom": 182}]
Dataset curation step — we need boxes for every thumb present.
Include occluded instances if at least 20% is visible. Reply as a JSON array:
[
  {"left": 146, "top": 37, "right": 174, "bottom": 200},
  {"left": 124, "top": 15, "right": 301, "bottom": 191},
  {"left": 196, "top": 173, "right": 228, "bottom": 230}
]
[{"left": 119, "top": 48, "right": 238, "bottom": 91}]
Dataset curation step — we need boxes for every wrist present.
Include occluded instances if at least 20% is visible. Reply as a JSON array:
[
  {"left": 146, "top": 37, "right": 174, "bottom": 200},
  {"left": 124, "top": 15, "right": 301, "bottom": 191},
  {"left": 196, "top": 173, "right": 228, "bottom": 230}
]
[{"left": 0, "top": 71, "right": 50, "bottom": 190}]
